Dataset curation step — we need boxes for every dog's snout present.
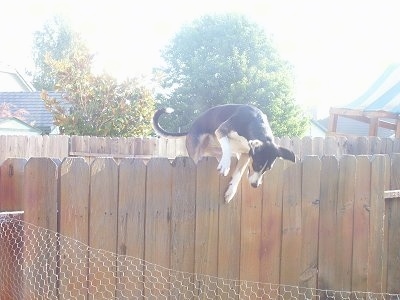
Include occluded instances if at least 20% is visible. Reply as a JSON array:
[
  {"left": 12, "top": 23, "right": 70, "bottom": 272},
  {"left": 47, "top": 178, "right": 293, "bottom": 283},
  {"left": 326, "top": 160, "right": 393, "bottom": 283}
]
[
  {"left": 251, "top": 182, "right": 259, "bottom": 188},
  {"left": 248, "top": 171, "right": 263, "bottom": 188}
]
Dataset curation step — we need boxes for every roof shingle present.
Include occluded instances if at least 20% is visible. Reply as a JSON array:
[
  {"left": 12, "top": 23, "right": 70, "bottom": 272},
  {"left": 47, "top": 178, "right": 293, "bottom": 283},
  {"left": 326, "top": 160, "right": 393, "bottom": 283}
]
[{"left": 0, "top": 92, "right": 63, "bottom": 133}]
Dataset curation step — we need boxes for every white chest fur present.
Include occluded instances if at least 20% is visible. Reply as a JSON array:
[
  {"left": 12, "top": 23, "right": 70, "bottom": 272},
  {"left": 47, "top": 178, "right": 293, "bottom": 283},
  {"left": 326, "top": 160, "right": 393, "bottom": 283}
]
[{"left": 227, "top": 132, "right": 250, "bottom": 154}]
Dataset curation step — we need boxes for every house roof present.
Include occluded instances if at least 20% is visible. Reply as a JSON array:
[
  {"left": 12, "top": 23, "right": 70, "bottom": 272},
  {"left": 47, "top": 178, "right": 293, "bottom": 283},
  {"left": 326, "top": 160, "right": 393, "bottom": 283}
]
[
  {"left": 344, "top": 63, "right": 400, "bottom": 114},
  {"left": 0, "top": 62, "right": 35, "bottom": 92},
  {"left": 0, "top": 92, "right": 63, "bottom": 134},
  {"left": 0, "top": 117, "right": 43, "bottom": 135}
]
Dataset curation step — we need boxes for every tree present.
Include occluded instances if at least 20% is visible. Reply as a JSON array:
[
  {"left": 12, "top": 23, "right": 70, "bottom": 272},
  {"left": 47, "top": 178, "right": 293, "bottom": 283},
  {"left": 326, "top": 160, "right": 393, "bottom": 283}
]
[
  {"left": 29, "top": 15, "right": 82, "bottom": 90},
  {"left": 42, "top": 44, "right": 155, "bottom": 137},
  {"left": 156, "top": 14, "right": 307, "bottom": 137}
]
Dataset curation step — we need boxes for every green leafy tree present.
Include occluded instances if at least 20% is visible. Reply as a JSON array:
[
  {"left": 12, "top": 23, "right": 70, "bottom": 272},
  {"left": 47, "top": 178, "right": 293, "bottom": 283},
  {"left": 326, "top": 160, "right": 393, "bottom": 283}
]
[
  {"left": 29, "top": 15, "right": 82, "bottom": 90},
  {"left": 42, "top": 44, "right": 155, "bottom": 137},
  {"left": 157, "top": 14, "right": 307, "bottom": 137}
]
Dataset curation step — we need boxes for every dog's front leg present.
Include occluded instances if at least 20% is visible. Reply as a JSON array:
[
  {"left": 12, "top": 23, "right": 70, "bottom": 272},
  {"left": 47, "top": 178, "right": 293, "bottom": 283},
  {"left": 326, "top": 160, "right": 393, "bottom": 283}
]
[
  {"left": 225, "top": 154, "right": 250, "bottom": 203},
  {"left": 216, "top": 136, "right": 231, "bottom": 176}
]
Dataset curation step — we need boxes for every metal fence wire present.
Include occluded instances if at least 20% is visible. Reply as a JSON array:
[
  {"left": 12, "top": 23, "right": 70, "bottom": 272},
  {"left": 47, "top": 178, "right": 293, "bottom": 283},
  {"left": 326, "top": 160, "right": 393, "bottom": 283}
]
[{"left": 1, "top": 215, "right": 399, "bottom": 300}]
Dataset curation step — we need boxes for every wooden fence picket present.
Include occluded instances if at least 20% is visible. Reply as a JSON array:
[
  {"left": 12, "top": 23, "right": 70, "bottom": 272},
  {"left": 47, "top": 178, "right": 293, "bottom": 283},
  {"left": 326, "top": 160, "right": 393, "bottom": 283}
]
[
  {"left": 291, "top": 137, "right": 302, "bottom": 159},
  {"left": 382, "top": 137, "right": 394, "bottom": 154},
  {"left": 165, "top": 138, "right": 177, "bottom": 158},
  {"left": 240, "top": 158, "right": 263, "bottom": 298},
  {"left": 312, "top": 136, "right": 324, "bottom": 157},
  {"left": 144, "top": 157, "right": 173, "bottom": 298},
  {"left": 59, "top": 157, "right": 90, "bottom": 299},
  {"left": 323, "top": 136, "right": 338, "bottom": 156},
  {"left": 351, "top": 156, "right": 371, "bottom": 292},
  {"left": 318, "top": 156, "right": 339, "bottom": 291},
  {"left": 194, "top": 157, "right": 220, "bottom": 299},
  {"left": 175, "top": 137, "right": 188, "bottom": 157},
  {"left": 301, "top": 136, "right": 313, "bottom": 157},
  {"left": 142, "top": 137, "right": 158, "bottom": 157},
  {"left": 0, "top": 158, "right": 26, "bottom": 300},
  {"left": 23, "top": 158, "right": 59, "bottom": 299},
  {"left": 393, "top": 138, "right": 400, "bottom": 153},
  {"left": 170, "top": 157, "right": 196, "bottom": 299},
  {"left": 90, "top": 137, "right": 107, "bottom": 155},
  {"left": 117, "top": 158, "right": 147, "bottom": 299},
  {"left": 133, "top": 137, "right": 144, "bottom": 156},
  {"left": 368, "top": 155, "right": 389, "bottom": 293},
  {"left": 299, "top": 156, "right": 321, "bottom": 291},
  {"left": 259, "top": 159, "right": 285, "bottom": 285},
  {"left": 3, "top": 136, "right": 20, "bottom": 160},
  {"left": 27, "top": 135, "right": 41, "bottom": 158},
  {"left": 335, "top": 155, "right": 356, "bottom": 290},
  {"left": 218, "top": 159, "right": 241, "bottom": 299},
  {"left": 88, "top": 158, "right": 119, "bottom": 299},
  {"left": 0, "top": 135, "right": 7, "bottom": 163},
  {"left": 0, "top": 158, "right": 26, "bottom": 211},
  {"left": 23, "top": 157, "right": 58, "bottom": 229},
  {"left": 356, "top": 136, "right": 370, "bottom": 155},
  {"left": 386, "top": 153, "right": 400, "bottom": 293},
  {"left": 369, "top": 136, "right": 382, "bottom": 155},
  {"left": 280, "top": 160, "right": 302, "bottom": 286}
]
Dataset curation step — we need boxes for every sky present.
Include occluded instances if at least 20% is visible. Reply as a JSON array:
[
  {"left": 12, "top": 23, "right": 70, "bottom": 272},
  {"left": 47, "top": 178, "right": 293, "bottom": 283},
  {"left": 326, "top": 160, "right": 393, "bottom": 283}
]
[{"left": 1, "top": 0, "right": 400, "bottom": 118}]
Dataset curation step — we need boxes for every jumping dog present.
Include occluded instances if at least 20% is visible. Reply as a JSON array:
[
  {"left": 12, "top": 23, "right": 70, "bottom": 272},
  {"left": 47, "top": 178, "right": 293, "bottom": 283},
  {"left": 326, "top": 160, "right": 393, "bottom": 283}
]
[{"left": 152, "top": 104, "right": 296, "bottom": 203}]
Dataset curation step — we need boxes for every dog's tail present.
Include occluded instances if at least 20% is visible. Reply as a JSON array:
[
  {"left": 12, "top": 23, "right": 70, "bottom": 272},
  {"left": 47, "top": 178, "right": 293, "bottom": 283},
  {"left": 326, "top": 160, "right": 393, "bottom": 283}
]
[{"left": 152, "top": 107, "right": 188, "bottom": 137}]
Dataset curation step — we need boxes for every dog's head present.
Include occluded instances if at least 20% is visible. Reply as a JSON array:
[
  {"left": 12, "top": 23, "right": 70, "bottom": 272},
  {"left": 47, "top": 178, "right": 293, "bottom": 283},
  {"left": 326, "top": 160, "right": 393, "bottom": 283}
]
[{"left": 247, "top": 139, "right": 295, "bottom": 188}]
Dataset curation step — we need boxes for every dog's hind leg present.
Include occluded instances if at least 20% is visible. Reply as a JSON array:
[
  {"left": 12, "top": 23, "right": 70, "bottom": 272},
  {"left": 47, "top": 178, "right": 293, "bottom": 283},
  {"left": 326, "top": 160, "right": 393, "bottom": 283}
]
[
  {"left": 186, "top": 134, "right": 202, "bottom": 163},
  {"left": 224, "top": 154, "right": 250, "bottom": 203}
]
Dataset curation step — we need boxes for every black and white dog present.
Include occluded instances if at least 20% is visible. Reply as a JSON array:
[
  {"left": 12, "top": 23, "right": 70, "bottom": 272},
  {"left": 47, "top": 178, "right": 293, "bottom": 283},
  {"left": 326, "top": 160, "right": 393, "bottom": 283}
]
[{"left": 152, "top": 104, "right": 295, "bottom": 203}]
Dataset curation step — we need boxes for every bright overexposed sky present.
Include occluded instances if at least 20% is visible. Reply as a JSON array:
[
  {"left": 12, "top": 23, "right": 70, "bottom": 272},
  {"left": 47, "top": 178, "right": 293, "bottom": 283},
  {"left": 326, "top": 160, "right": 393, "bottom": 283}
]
[{"left": 1, "top": 0, "right": 400, "bottom": 118}]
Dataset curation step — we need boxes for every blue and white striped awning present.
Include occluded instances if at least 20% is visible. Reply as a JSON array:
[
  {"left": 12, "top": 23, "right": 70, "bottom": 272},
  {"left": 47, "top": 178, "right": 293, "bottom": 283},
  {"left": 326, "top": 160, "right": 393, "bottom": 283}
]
[{"left": 344, "top": 63, "right": 400, "bottom": 114}]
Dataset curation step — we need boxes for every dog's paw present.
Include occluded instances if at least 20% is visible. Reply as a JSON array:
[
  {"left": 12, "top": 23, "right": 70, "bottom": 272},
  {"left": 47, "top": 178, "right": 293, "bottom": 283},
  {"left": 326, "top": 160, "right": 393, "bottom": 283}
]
[
  {"left": 224, "top": 183, "right": 237, "bottom": 203},
  {"left": 217, "top": 156, "right": 231, "bottom": 176}
]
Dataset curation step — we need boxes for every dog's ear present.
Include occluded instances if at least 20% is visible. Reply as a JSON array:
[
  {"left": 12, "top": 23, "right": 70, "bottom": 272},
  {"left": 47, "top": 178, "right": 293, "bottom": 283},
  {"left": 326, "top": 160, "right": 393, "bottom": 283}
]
[
  {"left": 249, "top": 139, "right": 263, "bottom": 151},
  {"left": 278, "top": 146, "right": 296, "bottom": 162}
]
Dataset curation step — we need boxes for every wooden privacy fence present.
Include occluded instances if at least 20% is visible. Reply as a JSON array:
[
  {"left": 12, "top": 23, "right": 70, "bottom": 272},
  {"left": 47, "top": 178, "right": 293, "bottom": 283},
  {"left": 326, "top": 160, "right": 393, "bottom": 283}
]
[
  {"left": 0, "top": 154, "right": 400, "bottom": 298},
  {"left": 2, "top": 134, "right": 400, "bottom": 163}
]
